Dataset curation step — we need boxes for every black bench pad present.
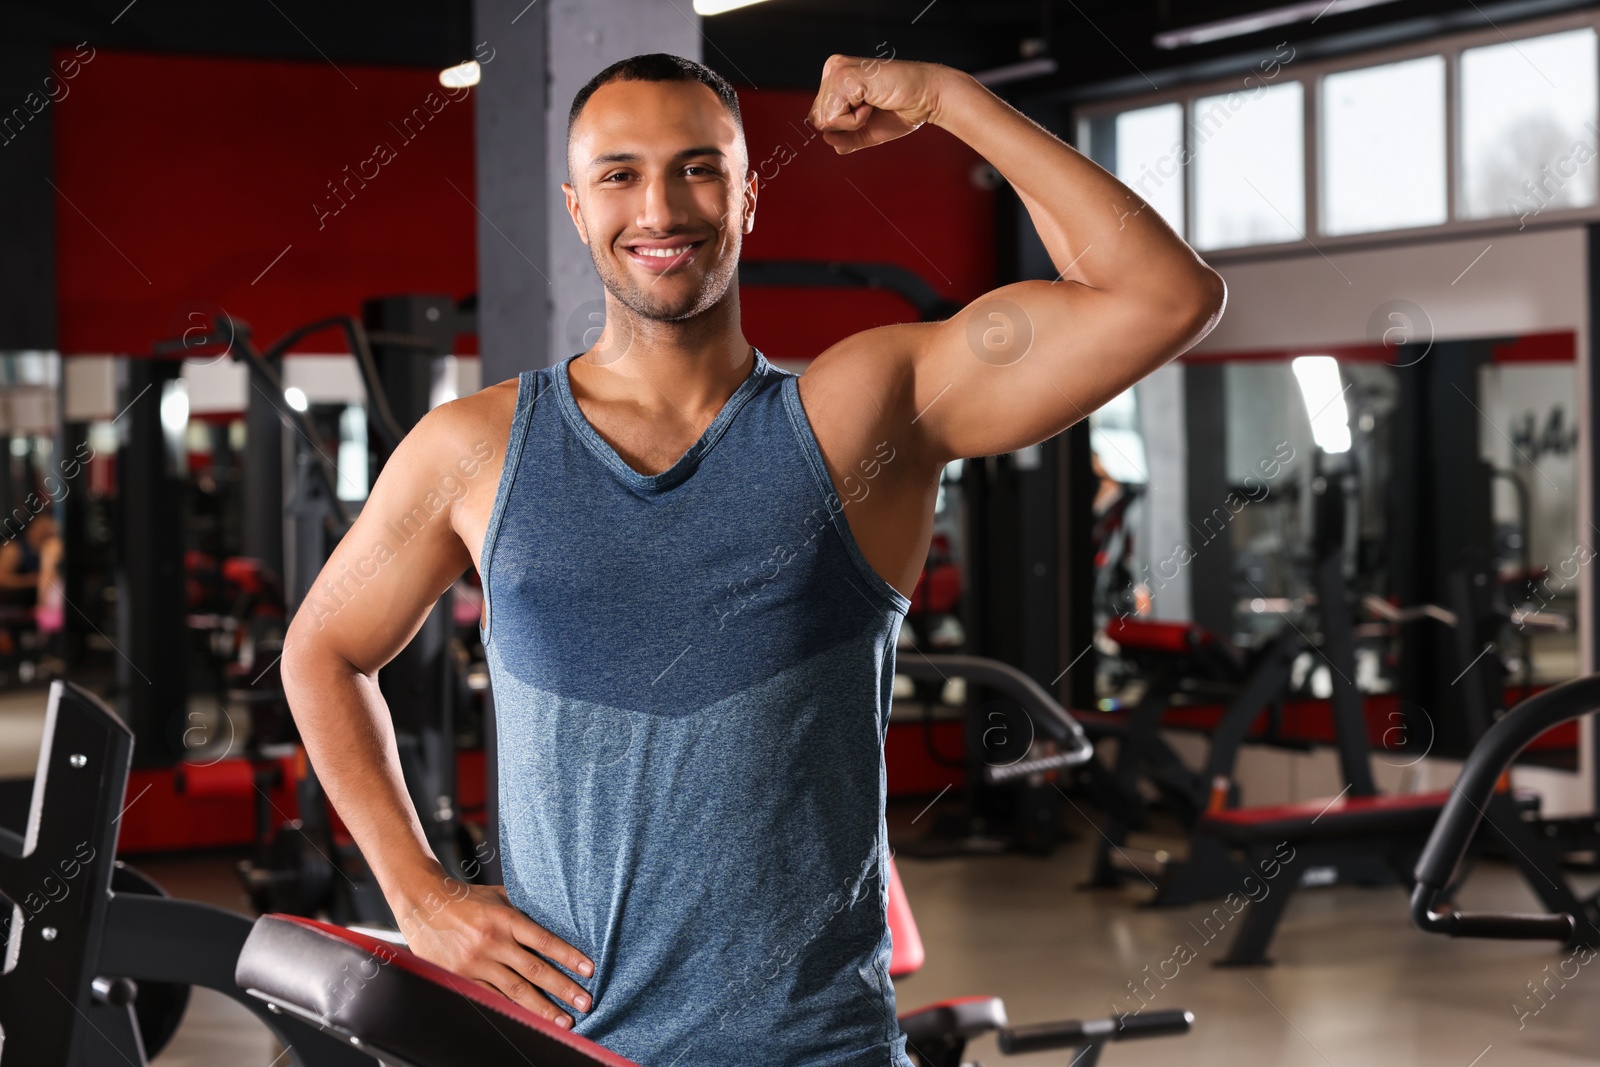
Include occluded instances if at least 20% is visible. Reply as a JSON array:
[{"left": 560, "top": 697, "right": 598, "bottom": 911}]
[{"left": 235, "top": 914, "right": 639, "bottom": 1067}]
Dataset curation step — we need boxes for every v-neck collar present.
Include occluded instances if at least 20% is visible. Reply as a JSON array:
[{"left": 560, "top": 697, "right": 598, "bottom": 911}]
[{"left": 554, "top": 349, "right": 770, "bottom": 492}]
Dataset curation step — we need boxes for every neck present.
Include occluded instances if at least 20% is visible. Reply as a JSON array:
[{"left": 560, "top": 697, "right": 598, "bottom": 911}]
[{"left": 580, "top": 284, "right": 754, "bottom": 418}]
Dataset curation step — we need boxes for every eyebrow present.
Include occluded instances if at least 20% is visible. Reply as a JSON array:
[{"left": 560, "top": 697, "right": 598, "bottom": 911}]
[{"left": 588, "top": 146, "right": 727, "bottom": 167}]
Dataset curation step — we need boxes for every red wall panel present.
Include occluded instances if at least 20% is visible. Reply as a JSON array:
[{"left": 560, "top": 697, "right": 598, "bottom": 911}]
[
  {"left": 53, "top": 49, "right": 478, "bottom": 356},
  {"left": 738, "top": 89, "right": 997, "bottom": 362},
  {"left": 52, "top": 57, "right": 996, "bottom": 364}
]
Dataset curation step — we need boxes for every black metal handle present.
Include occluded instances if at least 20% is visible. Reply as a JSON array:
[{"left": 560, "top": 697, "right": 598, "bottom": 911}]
[
  {"left": 154, "top": 310, "right": 414, "bottom": 528},
  {"left": 248, "top": 313, "right": 407, "bottom": 452},
  {"left": 998, "top": 1009, "right": 1193, "bottom": 1053},
  {"left": 738, "top": 260, "right": 963, "bottom": 321},
  {"left": 895, "top": 654, "right": 1096, "bottom": 770},
  {"left": 984, "top": 750, "right": 1087, "bottom": 784},
  {"left": 1411, "top": 887, "right": 1576, "bottom": 942},
  {"left": 1412, "top": 674, "right": 1600, "bottom": 940}
]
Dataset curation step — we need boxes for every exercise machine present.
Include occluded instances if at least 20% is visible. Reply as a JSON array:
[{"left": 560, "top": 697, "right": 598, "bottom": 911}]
[
  {"left": 1412, "top": 672, "right": 1600, "bottom": 949},
  {"left": 1191, "top": 560, "right": 1585, "bottom": 965},
  {"left": 0, "top": 679, "right": 1170, "bottom": 1064},
  {"left": 1081, "top": 471, "right": 1380, "bottom": 906},
  {"left": 894, "top": 652, "right": 1100, "bottom": 857},
  {"left": 1077, "top": 616, "right": 1300, "bottom": 901},
  {"left": 0, "top": 680, "right": 376, "bottom": 1065},
  {"left": 163, "top": 304, "right": 480, "bottom": 925},
  {"left": 888, "top": 858, "right": 1193, "bottom": 1066}
]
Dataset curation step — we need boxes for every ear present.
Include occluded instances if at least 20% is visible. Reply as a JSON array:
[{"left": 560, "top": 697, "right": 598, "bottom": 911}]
[
  {"left": 562, "top": 182, "right": 589, "bottom": 245},
  {"left": 742, "top": 169, "right": 758, "bottom": 235}
]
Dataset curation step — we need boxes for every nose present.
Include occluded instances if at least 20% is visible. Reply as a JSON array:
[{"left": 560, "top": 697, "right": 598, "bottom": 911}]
[{"left": 635, "top": 173, "right": 690, "bottom": 234}]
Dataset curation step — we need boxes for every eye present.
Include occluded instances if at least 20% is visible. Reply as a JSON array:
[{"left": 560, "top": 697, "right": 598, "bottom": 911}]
[{"left": 600, "top": 171, "right": 632, "bottom": 183}]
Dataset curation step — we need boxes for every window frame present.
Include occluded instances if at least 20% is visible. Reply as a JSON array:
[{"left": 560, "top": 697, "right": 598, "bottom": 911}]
[{"left": 1072, "top": 9, "right": 1600, "bottom": 261}]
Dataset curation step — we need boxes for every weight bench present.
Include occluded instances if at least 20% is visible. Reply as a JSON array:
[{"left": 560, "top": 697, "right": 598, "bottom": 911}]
[
  {"left": 1194, "top": 790, "right": 1452, "bottom": 966},
  {"left": 1090, "top": 550, "right": 1389, "bottom": 913},
  {"left": 237, "top": 855, "right": 1192, "bottom": 1067},
  {"left": 1085, "top": 617, "right": 1302, "bottom": 903}
]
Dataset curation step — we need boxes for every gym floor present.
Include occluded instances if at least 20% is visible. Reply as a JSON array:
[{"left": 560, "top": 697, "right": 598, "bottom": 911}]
[
  {"left": 0, "top": 689, "right": 45, "bottom": 779},
  {"left": 127, "top": 796, "right": 1600, "bottom": 1067}
]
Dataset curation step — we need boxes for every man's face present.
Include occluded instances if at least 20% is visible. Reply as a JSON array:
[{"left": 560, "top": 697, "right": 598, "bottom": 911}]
[{"left": 564, "top": 79, "right": 755, "bottom": 324}]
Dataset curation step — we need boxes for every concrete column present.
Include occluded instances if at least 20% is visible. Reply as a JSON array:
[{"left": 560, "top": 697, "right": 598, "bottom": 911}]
[
  {"left": 545, "top": 0, "right": 702, "bottom": 364},
  {"left": 472, "top": 0, "right": 551, "bottom": 390}
]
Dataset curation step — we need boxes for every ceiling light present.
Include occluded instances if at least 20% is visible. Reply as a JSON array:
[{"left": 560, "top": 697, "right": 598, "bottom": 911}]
[
  {"left": 973, "top": 57, "right": 1058, "bottom": 86},
  {"left": 439, "top": 60, "right": 480, "bottom": 88},
  {"left": 1155, "top": 0, "right": 1403, "bottom": 49},
  {"left": 693, "top": 0, "right": 774, "bottom": 13}
]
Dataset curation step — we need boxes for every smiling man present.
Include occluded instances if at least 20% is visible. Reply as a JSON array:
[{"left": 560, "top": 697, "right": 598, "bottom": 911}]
[{"left": 282, "top": 52, "right": 1224, "bottom": 1066}]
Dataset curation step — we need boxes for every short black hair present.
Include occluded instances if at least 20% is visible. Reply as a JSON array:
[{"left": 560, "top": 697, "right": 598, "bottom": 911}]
[{"left": 566, "top": 53, "right": 744, "bottom": 171}]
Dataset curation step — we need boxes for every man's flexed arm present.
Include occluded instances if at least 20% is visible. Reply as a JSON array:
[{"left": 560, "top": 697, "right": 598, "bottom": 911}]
[{"left": 807, "top": 56, "right": 1226, "bottom": 464}]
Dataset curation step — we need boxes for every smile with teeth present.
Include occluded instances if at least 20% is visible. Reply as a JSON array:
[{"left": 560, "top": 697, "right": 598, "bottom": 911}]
[{"left": 624, "top": 239, "right": 703, "bottom": 269}]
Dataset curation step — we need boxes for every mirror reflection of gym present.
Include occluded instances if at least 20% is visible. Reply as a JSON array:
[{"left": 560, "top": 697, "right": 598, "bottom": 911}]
[{"left": 1091, "top": 339, "right": 1583, "bottom": 778}]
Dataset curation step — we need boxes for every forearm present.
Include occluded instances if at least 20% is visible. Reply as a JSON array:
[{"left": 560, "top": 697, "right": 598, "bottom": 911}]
[
  {"left": 929, "top": 69, "right": 1213, "bottom": 299},
  {"left": 282, "top": 637, "right": 449, "bottom": 911},
  {"left": 38, "top": 547, "right": 61, "bottom": 590}
]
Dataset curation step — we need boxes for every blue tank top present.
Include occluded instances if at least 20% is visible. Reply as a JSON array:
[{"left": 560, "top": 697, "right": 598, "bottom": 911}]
[{"left": 479, "top": 350, "right": 914, "bottom": 1066}]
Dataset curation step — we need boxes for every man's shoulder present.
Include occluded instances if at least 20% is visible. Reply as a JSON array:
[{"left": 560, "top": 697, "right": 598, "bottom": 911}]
[
  {"left": 420, "top": 376, "right": 520, "bottom": 439},
  {"left": 388, "top": 376, "right": 522, "bottom": 482}
]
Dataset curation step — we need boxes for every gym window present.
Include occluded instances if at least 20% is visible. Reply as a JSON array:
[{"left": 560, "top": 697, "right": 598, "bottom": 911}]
[
  {"left": 1191, "top": 81, "right": 1304, "bottom": 251},
  {"left": 1074, "top": 14, "right": 1600, "bottom": 256},
  {"left": 1320, "top": 56, "right": 1447, "bottom": 236},
  {"left": 1457, "top": 27, "right": 1598, "bottom": 221}
]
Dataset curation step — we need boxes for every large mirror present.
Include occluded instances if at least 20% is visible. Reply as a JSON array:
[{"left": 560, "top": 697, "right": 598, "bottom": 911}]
[{"left": 1090, "top": 334, "right": 1581, "bottom": 761}]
